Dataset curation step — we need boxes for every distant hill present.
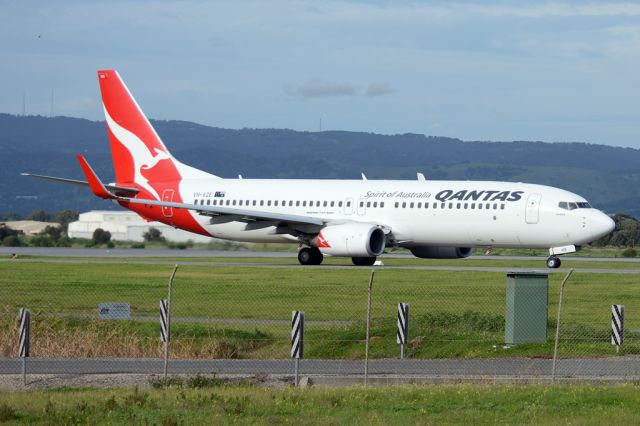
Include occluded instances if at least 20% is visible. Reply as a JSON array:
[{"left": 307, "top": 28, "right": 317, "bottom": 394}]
[{"left": 1, "top": 113, "right": 639, "bottom": 217}]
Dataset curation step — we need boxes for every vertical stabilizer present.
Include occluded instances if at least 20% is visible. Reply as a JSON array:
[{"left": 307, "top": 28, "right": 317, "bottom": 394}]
[{"left": 97, "top": 70, "right": 216, "bottom": 200}]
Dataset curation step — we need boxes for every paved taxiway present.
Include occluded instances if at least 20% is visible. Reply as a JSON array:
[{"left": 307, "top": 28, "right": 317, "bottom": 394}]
[{"left": 1, "top": 358, "right": 639, "bottom": 380}]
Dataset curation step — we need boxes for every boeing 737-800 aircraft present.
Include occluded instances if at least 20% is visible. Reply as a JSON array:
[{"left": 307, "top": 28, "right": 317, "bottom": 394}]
[{"left": 24, "top": 70, "right": 615, "bottom": 268}]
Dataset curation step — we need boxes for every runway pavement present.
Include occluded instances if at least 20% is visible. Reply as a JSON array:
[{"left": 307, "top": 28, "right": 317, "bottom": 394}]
[
  {"left": 2, "top": 246, "right": 640, "bottom": 262},
  {"left": 1, "top": 357, "right": 639, "bottom": 380}
]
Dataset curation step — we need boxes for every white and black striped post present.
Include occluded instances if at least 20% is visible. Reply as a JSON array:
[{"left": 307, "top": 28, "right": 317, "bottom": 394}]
[
  {"left": 18, "top": 308, "right": 30, "bottom": 386},
  {"left": 397, "top": 303, "right": 409, "bottom": 359},
  {"left": 291, "top": 310, "right": 304, "bottom": 386},
  {"left": 611, "top": 304, "right": 624, "bottom": 353},
  {"left": 160, "top": 299, "right": 170, "bottom": 376}
]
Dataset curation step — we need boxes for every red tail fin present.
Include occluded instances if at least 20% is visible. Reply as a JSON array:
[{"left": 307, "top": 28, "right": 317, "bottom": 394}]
[
  {"left": 98, "top": 71, "right": 175, "bottom": 190},
  {"left": 98, "top": 70, "right": 218, "bottom": 201}
]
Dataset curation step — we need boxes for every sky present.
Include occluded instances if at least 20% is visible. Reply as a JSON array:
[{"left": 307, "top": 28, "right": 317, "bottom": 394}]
[{"left": 1, "top": 0, "right": 640, "bottom": 147}]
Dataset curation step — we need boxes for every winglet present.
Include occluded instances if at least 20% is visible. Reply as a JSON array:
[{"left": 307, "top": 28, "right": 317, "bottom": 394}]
[{"left": 76, "top": 155, "right": 117, "bottom": 199}]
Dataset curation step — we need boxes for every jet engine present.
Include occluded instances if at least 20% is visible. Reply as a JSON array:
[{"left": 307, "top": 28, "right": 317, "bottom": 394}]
[
  {"left": 410, "top": 246, "right": 472, "bottom": 259},
  {"left": 314, "top": 223, "right": 385, "bottom": 257}
]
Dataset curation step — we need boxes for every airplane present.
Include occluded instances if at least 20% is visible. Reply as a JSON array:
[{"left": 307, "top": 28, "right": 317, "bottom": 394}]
[{"left": 23, "top": 70, "right": 616, "bottom": 268}]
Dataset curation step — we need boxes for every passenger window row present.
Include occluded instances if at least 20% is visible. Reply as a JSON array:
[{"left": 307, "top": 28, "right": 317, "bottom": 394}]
[
  {"left": 192, "top": 197, "right": 506, "bottom": 211},
  {"left": 194, "top": 199, "right": 353, "bottom": 208},
  {"left": 394, "top": 201, "right": 505, "bottom": 210}
]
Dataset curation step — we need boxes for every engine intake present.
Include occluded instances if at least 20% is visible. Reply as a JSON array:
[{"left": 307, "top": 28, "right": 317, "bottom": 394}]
[
  {"left": 410, "top": 246, "right": 472, "bottom": 259},
  {"left": 315, "top": 223, "right": 385, "bottom": 257}
]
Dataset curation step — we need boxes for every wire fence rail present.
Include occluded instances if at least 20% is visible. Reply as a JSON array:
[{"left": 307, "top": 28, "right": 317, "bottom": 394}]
[{"left": 1, "top": 260, "right": 640, "bottom": 383}]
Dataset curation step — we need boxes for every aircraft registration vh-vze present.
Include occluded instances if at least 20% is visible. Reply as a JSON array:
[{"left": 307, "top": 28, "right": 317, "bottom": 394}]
[{"left": 23, "top": 70, "right": 616, "bottom": 268}]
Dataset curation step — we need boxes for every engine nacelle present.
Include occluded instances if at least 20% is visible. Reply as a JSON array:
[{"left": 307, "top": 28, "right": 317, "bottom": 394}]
[
  {"left": 315, "top": 223, "right": 386, "bottom": 257},
  {"left": 410, "top": 246, "right": 472, "bottom": 259}
]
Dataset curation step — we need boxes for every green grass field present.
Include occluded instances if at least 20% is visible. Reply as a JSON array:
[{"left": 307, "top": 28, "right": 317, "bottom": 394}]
[
  {"left": 1, "top": 260, "right": 639, "bottom": 359},
  {"left": 1, "top": 384, "right": 640, "bottom": 424}
]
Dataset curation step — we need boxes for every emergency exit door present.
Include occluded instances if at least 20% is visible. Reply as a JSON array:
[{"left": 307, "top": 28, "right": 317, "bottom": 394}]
[{"left": 162, "top": 189, "right": 174, "bottom": 218}]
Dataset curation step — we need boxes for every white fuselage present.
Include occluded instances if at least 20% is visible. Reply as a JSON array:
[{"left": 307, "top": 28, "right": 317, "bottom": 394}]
[{"left": 175, "top": 179, "right": 614, "bottom": 249}]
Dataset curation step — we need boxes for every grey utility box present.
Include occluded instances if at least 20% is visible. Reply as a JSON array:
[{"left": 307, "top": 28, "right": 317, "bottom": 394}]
[{"left": 505, "top": 272, "right": 548, "bottom": 344}]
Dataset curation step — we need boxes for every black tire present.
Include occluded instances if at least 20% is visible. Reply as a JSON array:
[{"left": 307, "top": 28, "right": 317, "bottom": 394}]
[
  {"left": 298, "top": 247, "right": 324, "bottom": 265},
  {"left": 298, "top": 248, "right": 313, "bottom": 265},
  {"left": 352, "top": 256, "right": 376, "bottom": 266},
  {"left": 309, "top": 247, "right": 324, "bottom": 265},
  {"left": 546, "top": 256, "right": 561, "bottom": 269}
]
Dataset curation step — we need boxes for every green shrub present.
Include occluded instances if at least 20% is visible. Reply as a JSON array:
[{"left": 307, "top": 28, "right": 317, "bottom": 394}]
[
  {"left": 168, "top": 242, "right": 188, "bottom": 250},
  {"left": 149, "top": 376, "right": 184, "bottom": 389},
  {"left": 1, "top": 235, "right": 22, "bottom": 247},
  {"left": 143, "top": 227, "right": 166, "bottom": 242},
  {"left": 622, "top": 248, "right": 637, "bottom": 258},
  {"left": 186, "top": 374, "right": 226, "bottom": 388},
  {"left": 0, "top": 403, "right": 18, "bottom": 421},
  {"left": 92, "top": 228, "right": 111, "bottom": 245},
  {"left": 30, "top": 235, "right": 54, "bottom": 247}
]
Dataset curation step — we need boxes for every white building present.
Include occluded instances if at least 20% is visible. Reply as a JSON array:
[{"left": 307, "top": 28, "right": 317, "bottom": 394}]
[{"left": 67, "top": 210, "right": 213, "bottom": 243}]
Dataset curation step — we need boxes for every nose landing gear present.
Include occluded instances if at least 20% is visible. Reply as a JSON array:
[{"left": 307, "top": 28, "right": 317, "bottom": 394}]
[
  {"left": 546, "top": 245, "right": 576, "bottom": 268},
  {"left": 546, "top": 256, "right": 561, "bottom": 269}
]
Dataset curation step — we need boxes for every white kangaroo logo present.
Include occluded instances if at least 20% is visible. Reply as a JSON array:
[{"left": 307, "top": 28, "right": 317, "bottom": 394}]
[{"left": 104, "top": 107, "right": 170, "bottom": 200}]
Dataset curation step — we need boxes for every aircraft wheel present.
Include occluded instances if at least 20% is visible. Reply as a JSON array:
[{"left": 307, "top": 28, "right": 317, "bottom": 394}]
[
  {"left": 546, "top": 256, "right": 561, "bottom": 269},
  {"left": 352, "top": 256, "right": 376, "bottom": 266},
  {"left": 298, "top": 247, "right": 323, "bottom": 265}
]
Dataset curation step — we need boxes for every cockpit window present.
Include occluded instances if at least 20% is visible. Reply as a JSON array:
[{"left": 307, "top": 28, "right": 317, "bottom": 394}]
[{"left": 558, "top": 201, "right": 592, "bottom": 210}]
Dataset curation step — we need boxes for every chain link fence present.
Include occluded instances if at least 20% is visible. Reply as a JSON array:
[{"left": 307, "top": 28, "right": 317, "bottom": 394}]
[{"left": 1, "top": 259, "right": 639, "bottom": 382}]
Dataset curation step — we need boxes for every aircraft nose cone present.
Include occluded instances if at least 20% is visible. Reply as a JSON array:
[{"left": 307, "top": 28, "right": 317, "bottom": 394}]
[{"left": 591, "top": 211, "right": 616, "bottom": 239}]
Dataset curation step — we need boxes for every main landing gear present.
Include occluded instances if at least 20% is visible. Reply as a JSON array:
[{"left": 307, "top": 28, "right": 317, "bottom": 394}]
[
  {"left": 298, "top": 247, "right": 324, "bottom": 265},
  {"left": 546, "top": 256, "right": 561, "bottom": 269},
  {"left": 351, "top": 257, "right": 377, "bottom": 266},
  {"left": 296, "top": 248, "right": 378, "bottom": 266}
]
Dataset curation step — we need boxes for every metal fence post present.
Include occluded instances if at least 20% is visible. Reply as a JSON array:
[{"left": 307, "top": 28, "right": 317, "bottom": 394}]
[
  {"left": 18, "top": 308, "right": 30, "bottom": 386},
  {"left": 364, "top": 269, "right": 375, "bottom": 387},
  {"left": 611, "top": 304, "right": 624, "bottom": 353},
  {"left": 291, "top": 310, "right": 304, "bottom": 386},
  {"left": 160, "top": 299, "right": 170, "bottom": 377},
  {"left": 397, "top": 303, "right": 409, "bottom": 359},
  {"left": 552, "top": 269, "right": 573, "bottom": 383},
  {"left": 162, "top": 265, "right": 178, "bottom": 378}
]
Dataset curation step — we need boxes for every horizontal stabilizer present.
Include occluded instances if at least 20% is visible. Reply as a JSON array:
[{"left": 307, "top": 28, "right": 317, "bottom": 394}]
[{"left": 21, "top": 173, "right": 139, "bottom": 196}]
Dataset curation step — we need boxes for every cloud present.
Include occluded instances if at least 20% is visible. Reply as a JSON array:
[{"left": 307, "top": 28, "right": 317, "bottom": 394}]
[
  {"left": 365, "top": 82, "right": 394, "bottom": 97},
  {"left": 474, "top": 3, "right": 640, "bottom": 18},
  {"left": 289, "top": 79, "right": 394, "bottom": 99},
  {"left": 290, "top": 78, "right": 360, "bottom": 98}
]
